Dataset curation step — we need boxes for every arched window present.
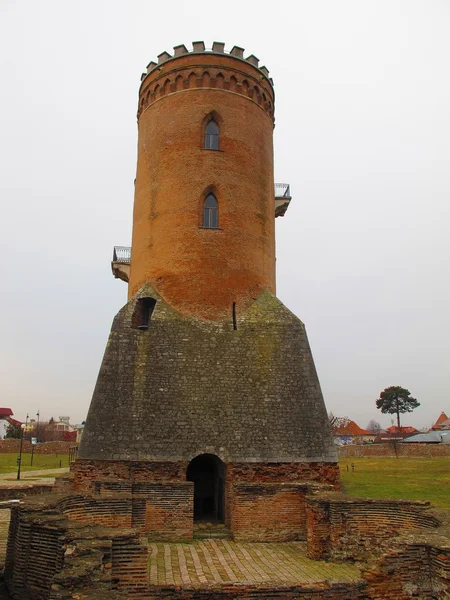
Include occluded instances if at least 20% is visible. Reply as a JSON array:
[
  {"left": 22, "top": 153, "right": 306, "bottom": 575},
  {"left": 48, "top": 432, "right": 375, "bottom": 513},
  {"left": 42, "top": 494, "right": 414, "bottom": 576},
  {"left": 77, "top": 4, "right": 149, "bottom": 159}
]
[
  {"left": 203, "top": 194, "right": 218, "bottom": 228},
  {"left": 204, "top": 120, "right": 219, "bottom": 150}
]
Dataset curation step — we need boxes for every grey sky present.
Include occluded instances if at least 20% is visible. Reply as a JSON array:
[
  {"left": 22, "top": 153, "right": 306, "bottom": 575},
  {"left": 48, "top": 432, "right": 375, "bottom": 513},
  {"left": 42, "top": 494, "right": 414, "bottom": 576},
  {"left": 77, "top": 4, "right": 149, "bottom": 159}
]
[{"left": 0, "top": 0, "right": 449, "bottom": 430}]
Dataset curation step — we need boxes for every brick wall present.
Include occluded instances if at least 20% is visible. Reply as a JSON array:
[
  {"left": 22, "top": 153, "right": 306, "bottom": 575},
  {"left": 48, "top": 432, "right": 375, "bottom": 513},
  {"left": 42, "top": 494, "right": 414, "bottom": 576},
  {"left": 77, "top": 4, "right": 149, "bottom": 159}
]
[
  {"left": 231, "top": 483, "right": 307, "bottom": 541},
  {"left": 429, "top": 546, "right": 450, "bottom": 599},
  {"left": 306, "top": 495, "right": 440, "bottom": 561},
  {"left": 58, "top": 495, "right": 133, "bottom": 528},
  {"left": 58, "top": 483, "right": 194, "bottom": 540},
  {"left": 73, "top": 458, "right": 188, "bottom": 493},
  {"left": 4, "top": 493, "right": 147, "bottom": 599},
  {"left": 143, "top": 582, "right": 366, "bottom": 599},
  {"left": 111, "top": 536, "right": 148, "bottom": 595},
  {"left": 5, "top": 503, "right": 65, "bottom": 600},
  {"left": 226, "top": 462, "right": 337, "bottom": 538},
  {"left": 338, "top": 444, "right": 450, "bottom": 458},
  {"left": 361, "top": 544, "right": 440, "bottom": 600},
  {"left": 0, "top": 440, "right": 73, "bottom": 454}
]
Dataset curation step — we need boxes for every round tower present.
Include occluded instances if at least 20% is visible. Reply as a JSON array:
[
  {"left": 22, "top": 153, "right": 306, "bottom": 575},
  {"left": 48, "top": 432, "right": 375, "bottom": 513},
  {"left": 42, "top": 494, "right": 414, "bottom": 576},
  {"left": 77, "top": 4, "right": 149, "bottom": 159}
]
[
  {"left": 76, "top": 43, "right": 337, "bottom": 538},
  {"left": 129, "top": 42, "right": 276, "bottom": 320}
]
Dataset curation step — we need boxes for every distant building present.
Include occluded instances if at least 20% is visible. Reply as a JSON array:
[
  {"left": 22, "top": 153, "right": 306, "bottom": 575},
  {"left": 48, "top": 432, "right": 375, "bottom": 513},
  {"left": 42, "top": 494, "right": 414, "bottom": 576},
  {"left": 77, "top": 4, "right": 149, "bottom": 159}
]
[
  {"left": 374, "top": 426, "right": 418, "bottom": 443},
  {"left": 430, "top": 412, "right": 450, "bottom": 431},
  {"left": 402, "top": 431, "right": 450, "bottom": 444},
  {"left": 334, "top": 421, "right": 376, "bottom": 445}
]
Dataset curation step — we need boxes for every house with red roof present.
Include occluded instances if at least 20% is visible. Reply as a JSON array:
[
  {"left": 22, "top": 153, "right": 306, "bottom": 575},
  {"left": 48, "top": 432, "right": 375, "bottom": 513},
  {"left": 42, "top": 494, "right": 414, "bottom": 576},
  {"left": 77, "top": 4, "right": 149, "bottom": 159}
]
[
  {"left": 334, "top": 420, "right": 377, "bottom": 445},
  {"left": 430, "top": 412, "right": 450, "bottom": 431}
]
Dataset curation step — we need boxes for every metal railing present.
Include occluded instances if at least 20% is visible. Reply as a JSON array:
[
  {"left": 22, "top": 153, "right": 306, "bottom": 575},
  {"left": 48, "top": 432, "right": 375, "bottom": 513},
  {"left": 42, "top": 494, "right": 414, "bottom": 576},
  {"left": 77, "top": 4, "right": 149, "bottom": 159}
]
[
  {"left": 274, "top": 183, "right": 291, "bottom": 198},
  {"left": 69, "top": 445, "right": 78, "bottom": 464},
  {"left": 113, "top": 246, "right": 131, "bottom": 263}
]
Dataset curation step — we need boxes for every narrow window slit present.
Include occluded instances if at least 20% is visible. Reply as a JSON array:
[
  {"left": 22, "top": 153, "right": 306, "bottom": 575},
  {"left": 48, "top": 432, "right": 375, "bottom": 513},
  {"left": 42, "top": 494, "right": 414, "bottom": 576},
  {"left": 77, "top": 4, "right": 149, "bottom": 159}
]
[
  {"left": 203, "top": 193, "right": 218, "bottom": 228},
  {"left": 204, "top": 120, "right": 219, "bottom": 150},
  {"left": 132, "top": 297, "right": 156, "bottom": 330},
  {"left": 232, "top": 302, "right": 237, "bottom": 330}
]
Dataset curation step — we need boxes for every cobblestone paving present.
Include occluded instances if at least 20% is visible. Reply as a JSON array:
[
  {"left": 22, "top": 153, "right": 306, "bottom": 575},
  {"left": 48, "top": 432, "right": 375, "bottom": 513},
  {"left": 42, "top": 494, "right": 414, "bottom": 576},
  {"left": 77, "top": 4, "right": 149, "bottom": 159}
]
[{"left": 148, "top": 541, "right": 361, "bottom": 586}]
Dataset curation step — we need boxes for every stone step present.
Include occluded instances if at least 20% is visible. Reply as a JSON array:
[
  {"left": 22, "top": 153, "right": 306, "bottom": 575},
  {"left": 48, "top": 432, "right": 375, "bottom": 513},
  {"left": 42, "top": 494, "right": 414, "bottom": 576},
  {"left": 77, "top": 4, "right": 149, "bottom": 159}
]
[
  {"left": 193, "top": 528, "right": 232, "bottom": 540},
  {"left": 193, "top": 523, "right": 232, "bottom": 540}
]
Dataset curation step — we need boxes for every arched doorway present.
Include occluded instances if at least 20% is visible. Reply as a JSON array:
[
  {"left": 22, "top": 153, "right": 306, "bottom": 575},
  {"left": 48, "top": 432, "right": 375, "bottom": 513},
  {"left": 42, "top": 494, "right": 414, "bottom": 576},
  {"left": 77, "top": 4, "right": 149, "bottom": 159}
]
[{"left": 187, "top": 454, "right": 225, "bottom": 522}]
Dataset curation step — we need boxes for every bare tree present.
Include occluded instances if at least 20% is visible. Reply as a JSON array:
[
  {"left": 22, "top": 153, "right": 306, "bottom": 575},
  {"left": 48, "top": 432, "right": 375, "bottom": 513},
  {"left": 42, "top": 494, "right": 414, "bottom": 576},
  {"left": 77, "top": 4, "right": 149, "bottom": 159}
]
[
  {"left": 328, "top": 412, "right": 351, "bottom": 435},
  {"left": 366, "top": 419, "right": 381, "bottom": 432}
]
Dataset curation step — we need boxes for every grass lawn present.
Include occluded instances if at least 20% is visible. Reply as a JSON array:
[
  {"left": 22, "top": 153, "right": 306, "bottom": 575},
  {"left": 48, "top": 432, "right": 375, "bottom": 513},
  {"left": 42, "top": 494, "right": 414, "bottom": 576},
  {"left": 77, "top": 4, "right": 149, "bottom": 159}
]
[
  {"left": 339, "top": 457, "right": 450, "bottom": 509},
  {"left": 0, "top": 453, "right": 70, "bottom": 474}
]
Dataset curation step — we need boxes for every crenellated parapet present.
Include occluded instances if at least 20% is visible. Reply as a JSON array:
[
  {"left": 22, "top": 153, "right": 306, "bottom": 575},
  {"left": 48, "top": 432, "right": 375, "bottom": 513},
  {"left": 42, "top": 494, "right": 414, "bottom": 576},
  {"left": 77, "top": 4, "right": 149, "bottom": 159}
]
[{"left": 138, "top": 41, "right": 275, "bottom": 120}]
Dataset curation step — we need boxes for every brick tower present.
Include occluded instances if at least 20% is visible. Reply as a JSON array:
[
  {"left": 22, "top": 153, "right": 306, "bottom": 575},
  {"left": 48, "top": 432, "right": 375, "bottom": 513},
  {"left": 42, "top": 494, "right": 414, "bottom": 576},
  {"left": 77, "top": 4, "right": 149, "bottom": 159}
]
[{"left": 75, "top": 42, "right": 338, "bottom": 540}]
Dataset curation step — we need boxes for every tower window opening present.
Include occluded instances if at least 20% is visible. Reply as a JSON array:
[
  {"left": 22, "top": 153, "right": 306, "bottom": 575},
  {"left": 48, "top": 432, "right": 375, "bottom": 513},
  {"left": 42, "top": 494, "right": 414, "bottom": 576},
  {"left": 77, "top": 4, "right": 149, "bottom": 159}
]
[
  {"left": 132, "top": 297, "right": 156, "bottom": 330},
  {"left": 204, "top": 120, "right": 219, "bottom": 150},
  {"left": 203, "top": 193, "right": 218, "bottom": 228}
]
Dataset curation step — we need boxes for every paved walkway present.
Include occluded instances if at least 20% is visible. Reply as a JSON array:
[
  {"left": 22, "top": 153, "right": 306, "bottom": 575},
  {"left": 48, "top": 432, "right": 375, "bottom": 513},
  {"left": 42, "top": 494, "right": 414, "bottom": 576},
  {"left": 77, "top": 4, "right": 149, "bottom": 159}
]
[
  {"left": 148, "top": 540, "right": 361, "bottom": 586},
  {"left": 0, "top": 467, "right": 69, "bottom": 487}
]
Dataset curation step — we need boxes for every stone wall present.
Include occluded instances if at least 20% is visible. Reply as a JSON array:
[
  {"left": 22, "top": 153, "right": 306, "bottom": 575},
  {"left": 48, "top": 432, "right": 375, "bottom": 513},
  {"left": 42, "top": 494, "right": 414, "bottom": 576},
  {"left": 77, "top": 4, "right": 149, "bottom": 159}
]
[
  {"left": 338, "top": 444, "right": 450, "bottom": 458},
  {"left": 0, "top": 440, "right": 73, "bottom": 454},
  {"left": 0, "top": 484, "right": 53, "bottom": 500},
  {"left": 78, "top": 289, "right": 337, "bottom": 466}
]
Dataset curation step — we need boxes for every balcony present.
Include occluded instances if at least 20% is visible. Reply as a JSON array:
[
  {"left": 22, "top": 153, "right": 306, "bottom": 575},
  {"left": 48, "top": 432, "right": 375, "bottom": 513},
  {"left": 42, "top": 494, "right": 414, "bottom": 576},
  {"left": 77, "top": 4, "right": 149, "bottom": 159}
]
[
  {"left": 112, "top": 186, "right": 291, "bottom": 280},
  {"left": 111, "top": 246, "right": 131, "bottom": 282},
  {"left": 274, "top": 183, "right": 291, "bottom": 217}
]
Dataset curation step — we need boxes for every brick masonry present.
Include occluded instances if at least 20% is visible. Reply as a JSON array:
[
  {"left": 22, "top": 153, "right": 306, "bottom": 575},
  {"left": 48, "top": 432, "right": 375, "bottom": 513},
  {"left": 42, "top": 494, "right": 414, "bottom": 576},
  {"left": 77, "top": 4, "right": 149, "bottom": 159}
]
[
  {"left": 0, "top": 440, "right": 73, "bottom": 454},
  {"left": 78, "top": 288, "right": 337, "bottom": 466},
  {"left": 3, "top": 490, "right": 450, "bottom": 599},
  {"left": 131, "top": 49, "right": 275, "bottom": 319},
  {"left": 72, "top": 458, "right": 339, "bottom": 540},
  {"left": 305, "top": 493, "right": 450, "bottom": 598},
  {"left": 338, "top": 443, "right": 450, "bottom": 458},
  {"left": 306, "top": 494, "right": 441, "bottom": 561}
]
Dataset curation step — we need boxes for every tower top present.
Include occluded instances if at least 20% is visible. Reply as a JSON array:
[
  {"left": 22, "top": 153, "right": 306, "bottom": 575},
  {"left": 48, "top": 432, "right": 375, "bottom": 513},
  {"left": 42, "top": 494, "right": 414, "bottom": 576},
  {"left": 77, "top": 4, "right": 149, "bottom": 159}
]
[{"left": 140, "top": 41, "right": 274, "bottom": 88}]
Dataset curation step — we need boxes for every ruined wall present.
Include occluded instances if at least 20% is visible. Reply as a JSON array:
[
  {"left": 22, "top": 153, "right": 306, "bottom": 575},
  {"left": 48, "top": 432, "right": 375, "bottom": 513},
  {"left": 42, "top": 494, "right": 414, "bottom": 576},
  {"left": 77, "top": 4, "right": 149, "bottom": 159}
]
[
  {"left": 306, "top": 495, "right": 440, "bottom": 561},
  {"left": 362, "top": 544, "right": 450, "bottom": 600},
  {"left": 4, "top": 491, "right": 450, "bottom": 599},
  {"left": 4, "top": 494, "right": 149, "bottom": 600},
  {"left": 305, "top": 495, "right": 450, "bottom": 599}
]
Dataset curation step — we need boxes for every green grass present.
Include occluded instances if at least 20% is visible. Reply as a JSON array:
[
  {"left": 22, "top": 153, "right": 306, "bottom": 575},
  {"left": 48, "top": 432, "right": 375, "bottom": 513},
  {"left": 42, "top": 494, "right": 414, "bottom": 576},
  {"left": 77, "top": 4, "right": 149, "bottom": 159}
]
[
  {"left": 0, "top": 453, "right": 69, "bottom": 474},
  {"left": 339, "top": 457, "right": 450, "bottom": 509}
]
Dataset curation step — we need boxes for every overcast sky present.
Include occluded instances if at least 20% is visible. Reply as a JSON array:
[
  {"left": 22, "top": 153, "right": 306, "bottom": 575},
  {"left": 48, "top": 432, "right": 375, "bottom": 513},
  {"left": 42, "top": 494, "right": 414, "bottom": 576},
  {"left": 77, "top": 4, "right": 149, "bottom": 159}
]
[{"left": 0, "top": 0, "right": 449, "bottom": 430}]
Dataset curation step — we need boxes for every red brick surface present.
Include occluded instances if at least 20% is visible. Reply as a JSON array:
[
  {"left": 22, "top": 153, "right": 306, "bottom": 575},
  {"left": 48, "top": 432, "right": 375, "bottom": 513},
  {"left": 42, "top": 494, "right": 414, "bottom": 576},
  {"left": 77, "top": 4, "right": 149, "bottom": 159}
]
[{"left": 130, "top": 52, "right": 276, "bottom": 320}]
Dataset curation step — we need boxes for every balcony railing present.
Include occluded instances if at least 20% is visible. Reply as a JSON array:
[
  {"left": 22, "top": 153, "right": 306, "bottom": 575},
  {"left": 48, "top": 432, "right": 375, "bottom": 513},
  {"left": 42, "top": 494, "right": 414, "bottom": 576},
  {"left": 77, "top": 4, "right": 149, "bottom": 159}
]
[
  {"left": 274, "top": 183, "right": 291, "bottom": 217},
  {"left": 112, "top": 246, "right": 131, "bottom": 283},
  {"left": 274, "top": 183, "right": 291, "bottom": 198},
  {"left": 113, "top": 246, "right": 131, "bottom": 263}
]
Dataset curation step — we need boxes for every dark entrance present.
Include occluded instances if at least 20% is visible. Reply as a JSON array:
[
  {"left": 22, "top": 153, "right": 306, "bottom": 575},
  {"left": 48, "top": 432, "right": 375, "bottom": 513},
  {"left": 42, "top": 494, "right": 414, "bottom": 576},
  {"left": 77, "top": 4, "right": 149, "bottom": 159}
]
[{"left": 187, "top": 454, "right": 225, "bottom": 522}]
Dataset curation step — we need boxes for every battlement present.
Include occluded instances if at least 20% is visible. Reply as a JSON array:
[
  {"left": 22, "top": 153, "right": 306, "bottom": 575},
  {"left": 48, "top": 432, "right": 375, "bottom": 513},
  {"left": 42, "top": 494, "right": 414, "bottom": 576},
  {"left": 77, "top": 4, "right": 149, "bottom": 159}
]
[{"left": 141, "top": 41, "right": 273, "bottom": 87}]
